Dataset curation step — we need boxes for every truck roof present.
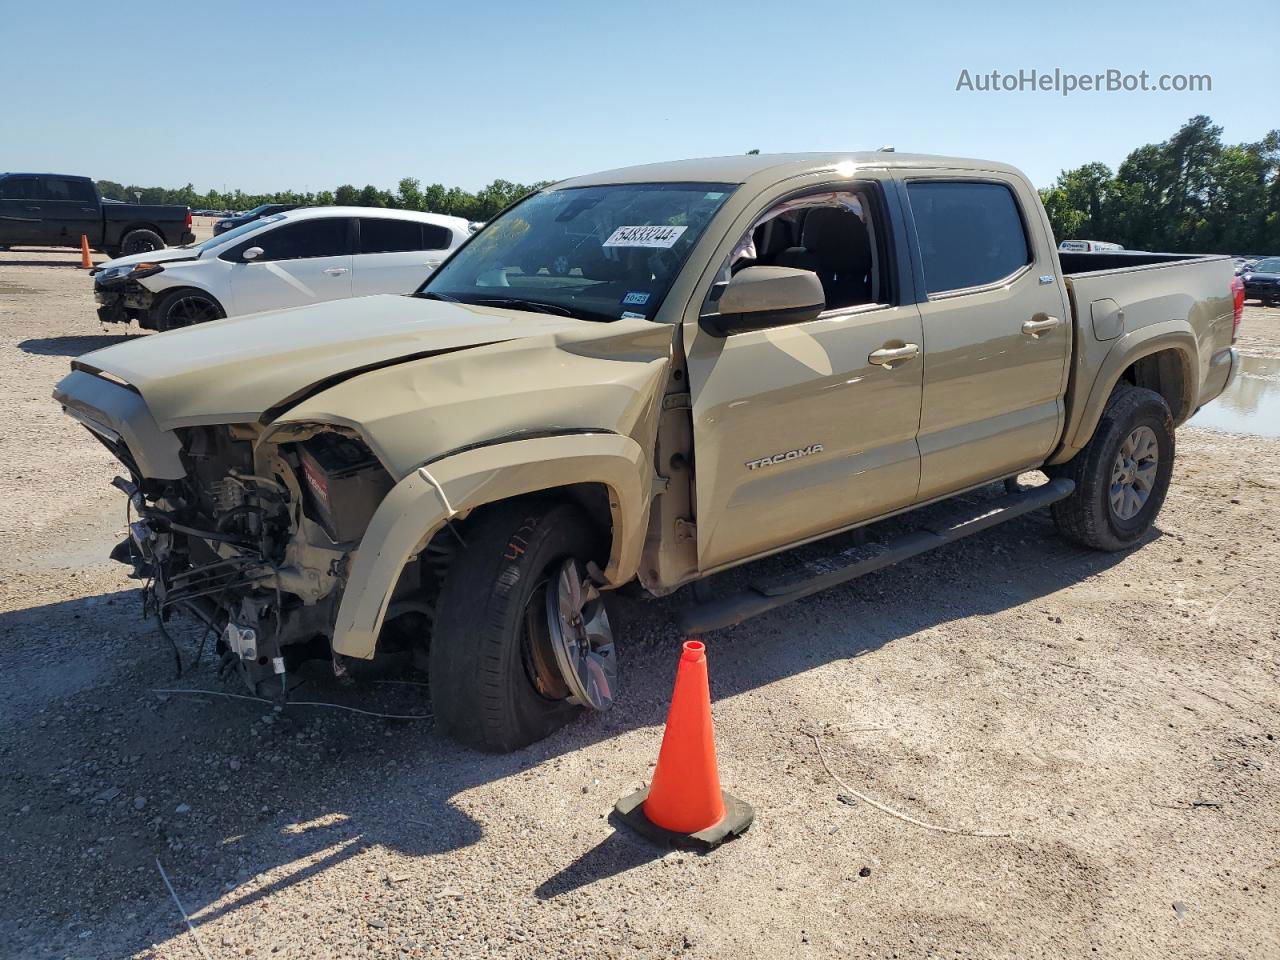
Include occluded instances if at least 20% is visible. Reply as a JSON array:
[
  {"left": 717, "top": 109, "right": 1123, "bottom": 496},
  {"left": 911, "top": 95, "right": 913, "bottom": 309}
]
[
  {"left": 0, "top": 172, "right": 93, "bottom": 180},
  {"left": 557, "top": 152, "right": 1028, "bottom": 189}
]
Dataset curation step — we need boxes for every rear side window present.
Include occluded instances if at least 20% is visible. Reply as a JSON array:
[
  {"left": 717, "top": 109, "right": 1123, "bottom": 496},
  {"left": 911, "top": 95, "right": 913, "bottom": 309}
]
[
  {"left": 906, "top": 181, "right": 1031, "bottom": 294},
  {"left": 42, "top": 177, "right": 96, "bottom": 203},
  {"left": 251, "top": 219, "right": 350, "bottom": 261},
  {"left": 0, "top": 176, "right": 40, "bottom": 200},
  {"left": 359, "top": 218, "right": 453, "bottom": 254}
]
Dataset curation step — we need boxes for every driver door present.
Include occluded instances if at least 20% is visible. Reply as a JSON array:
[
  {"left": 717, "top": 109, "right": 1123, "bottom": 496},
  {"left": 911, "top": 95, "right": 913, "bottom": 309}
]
[
  {"left": 684, "top": 180, "right": 925, "bottom": 573},
  {"left": 226, "top": 217, "right": 354, "bottom": 315}
]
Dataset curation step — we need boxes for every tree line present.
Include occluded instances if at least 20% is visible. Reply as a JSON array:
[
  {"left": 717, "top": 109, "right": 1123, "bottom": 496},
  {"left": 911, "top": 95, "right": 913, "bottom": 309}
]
[
  {"left": 1039, "top": 116, "right": 1280, "bottom": 255},
  {"left": 94, "top": 177, "right": 552, "bottom": 223},
  {"left": 97, "top": 116, "right": 1279, "bottom": 254}
]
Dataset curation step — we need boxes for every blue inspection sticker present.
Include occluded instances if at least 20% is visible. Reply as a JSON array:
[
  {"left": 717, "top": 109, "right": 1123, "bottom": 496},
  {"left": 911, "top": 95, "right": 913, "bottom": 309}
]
[
  {"left": 622, "top": 291, "right": 650, "bottom": 306},
  {"left": 620, "top": 310, "right": 647, "bottom": 320}
]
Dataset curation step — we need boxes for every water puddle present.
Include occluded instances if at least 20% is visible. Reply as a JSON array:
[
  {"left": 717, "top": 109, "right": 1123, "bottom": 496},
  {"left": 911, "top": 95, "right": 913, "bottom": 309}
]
[{"left": 1190, "top": 354, "right": 1280, "bottom": 437}]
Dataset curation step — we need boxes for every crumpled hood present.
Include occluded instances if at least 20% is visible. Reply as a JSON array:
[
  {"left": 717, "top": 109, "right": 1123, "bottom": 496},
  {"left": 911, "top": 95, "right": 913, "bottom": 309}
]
[
  {"left": 73, "top": 295, "right": 590, "bottom": 430},
  {"left": 97, "top": 245, "right": 203, "bottom": 271}
]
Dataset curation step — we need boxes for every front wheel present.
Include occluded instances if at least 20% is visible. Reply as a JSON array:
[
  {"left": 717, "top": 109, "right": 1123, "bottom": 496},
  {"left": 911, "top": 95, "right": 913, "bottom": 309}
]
[
  {"left": 1051, "top": 384, "right": 1175, "bottom": 551},
  {"left": 430, "top": 501, "right": 617, "bottom": 752},
  {"left": 149, "top": 288, "right": 226, "bottom": 331}
]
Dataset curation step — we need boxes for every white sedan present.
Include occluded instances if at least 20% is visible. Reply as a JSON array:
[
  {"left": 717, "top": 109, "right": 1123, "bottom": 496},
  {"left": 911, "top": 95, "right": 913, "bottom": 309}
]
[{"left": 92, "top": 206, "right": 472, "bottom": 330}]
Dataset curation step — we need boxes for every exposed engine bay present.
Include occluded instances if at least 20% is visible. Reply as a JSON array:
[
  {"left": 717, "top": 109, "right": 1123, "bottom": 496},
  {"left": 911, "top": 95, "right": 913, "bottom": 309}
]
[{"left": 107, "top": 421, "right": 410, "bottom": 695}]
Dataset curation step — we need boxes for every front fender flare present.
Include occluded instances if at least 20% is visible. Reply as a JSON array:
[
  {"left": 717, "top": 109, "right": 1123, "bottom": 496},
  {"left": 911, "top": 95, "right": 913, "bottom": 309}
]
[{"left": 331, "top": 432, "right": 649, "bottom": 660}]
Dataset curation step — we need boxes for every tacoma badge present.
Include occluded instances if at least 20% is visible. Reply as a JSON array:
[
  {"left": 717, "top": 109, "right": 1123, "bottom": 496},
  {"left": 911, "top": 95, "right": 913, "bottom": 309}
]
[{"left": 745, "top": 443, "right": 824, "bottom": 470}]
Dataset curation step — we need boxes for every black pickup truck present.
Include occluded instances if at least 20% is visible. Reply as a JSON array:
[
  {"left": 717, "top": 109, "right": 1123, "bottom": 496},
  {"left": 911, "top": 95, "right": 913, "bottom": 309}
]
[{"left": 0, "top": 173, "right": 193, "bottom": 257}]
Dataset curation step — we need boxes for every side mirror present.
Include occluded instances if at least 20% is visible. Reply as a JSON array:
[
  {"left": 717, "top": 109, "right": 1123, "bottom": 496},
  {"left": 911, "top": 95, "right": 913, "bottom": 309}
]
[
  {"left": 242, "top": 246, "right": 264, "bottom": 262},
  {"left": 702, "top": 266, "right": 825, "bottom": 337}
]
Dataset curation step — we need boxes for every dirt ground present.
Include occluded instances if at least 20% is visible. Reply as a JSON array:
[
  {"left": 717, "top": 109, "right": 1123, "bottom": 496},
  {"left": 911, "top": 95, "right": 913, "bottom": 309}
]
[{"left": 1, "top": 246, "right": 1277, "bottom": 960}]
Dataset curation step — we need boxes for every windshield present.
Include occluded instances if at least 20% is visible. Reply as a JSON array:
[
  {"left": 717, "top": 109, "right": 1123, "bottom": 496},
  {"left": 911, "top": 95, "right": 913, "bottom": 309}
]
[
  {"left": 1253, "top": 257, "right": 1280, "bottom": 273},
  {"left": 420, "top": 182, "right": 735, "bottom": 322},
  {"left": 180, "top": 214, "right": 287, "bottom": 251}
]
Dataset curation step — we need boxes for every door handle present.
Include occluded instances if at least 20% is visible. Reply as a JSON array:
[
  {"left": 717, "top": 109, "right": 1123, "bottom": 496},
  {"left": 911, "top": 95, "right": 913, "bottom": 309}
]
[
  {"left": 81, "top": 207, "right": 96, "bottom": 213},
  {"left": 868, "top": 343, "right": 919, "bottom": 367},
  {"left": 323, "top": 267, "right": 350, "bottom": 276},
  {"left": 26, "top": 205, "right": 41, "bottom": 211},
  {"left": 1022, "top": 315, "right": 1061, "bottom": 337}
]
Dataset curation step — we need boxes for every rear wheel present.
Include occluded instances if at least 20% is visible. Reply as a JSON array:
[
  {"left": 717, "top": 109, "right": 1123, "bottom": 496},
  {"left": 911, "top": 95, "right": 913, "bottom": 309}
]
[
  {"left": 1051, "top": 384, "right": 1175, "bottom": 551},
  {"left": 430, "top": 500, "right": 617, "bottom": 752},
  {"left": 120, "top": 228, "right": 165, "bottom": 256},
  {"left": 150, "top": 288, "right": 225, "bottom": 331}
]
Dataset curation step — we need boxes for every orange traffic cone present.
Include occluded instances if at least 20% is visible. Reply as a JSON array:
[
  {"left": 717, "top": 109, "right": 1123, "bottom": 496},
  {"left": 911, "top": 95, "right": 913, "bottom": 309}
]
[
  {"left": 614, "top": 639, "right": 753, "bottom": 850},
  {"left": 79, "top": 235, "right": 92, "bottom": 269}
]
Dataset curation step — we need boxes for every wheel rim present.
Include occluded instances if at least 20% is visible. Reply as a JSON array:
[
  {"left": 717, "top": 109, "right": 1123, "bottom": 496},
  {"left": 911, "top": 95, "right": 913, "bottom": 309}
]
[
  {"left": 125, "top": 236, "right": 160, "bottom": 255},
  {"left": 167, "top": 294, "right": 220, "bottom": 327},
  {"left": 1109, "top": 424, "right": 1159, "bottom": 521},
  {"left": 543, "top": 558, "right": 617, "bottom": 711}
]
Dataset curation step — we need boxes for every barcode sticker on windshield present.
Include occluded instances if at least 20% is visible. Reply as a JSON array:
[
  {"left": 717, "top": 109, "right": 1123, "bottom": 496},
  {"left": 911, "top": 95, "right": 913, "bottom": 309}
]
[{"left": 602, "top": 225, "right": 687, "bottom": 249}]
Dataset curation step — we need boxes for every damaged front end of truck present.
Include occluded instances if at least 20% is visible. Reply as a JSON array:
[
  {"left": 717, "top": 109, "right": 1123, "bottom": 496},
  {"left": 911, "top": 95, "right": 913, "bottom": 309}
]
[
  {"left": 74, "top": 398, "right": 413, "bottom": 694},
  {"left": 52, "top": 295, "right": 673, "bottom": 703}
]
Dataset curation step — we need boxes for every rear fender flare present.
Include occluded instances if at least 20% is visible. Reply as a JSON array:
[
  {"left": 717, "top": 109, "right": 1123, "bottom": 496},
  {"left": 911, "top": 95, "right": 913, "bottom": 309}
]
[
  {"left": 1055, "top": 321, "right": 1197, "bottom": 461},
  {"left": 331, "top": 432, "right": 649, "bottom": 660}
]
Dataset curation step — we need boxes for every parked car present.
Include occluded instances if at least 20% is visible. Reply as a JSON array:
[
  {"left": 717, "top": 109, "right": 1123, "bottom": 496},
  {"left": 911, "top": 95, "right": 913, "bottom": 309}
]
[
  {"left": 1242, "top": 256, "right": 1280, "bottom": 306},
  {"left": 213, "top": 203, "right": 299, "bottom": 236},
  {"left": 91, "top": 206, "right": 471, "bottom": 330},
  {"left": 54, "top": 152, "right": 1241, "bottom": 751},
  {"left": 0, "top": 173, "right": 193, "bottom": 256},
  {"left": 1059, "top": 239, "right": 1125, "bottom": 253}
]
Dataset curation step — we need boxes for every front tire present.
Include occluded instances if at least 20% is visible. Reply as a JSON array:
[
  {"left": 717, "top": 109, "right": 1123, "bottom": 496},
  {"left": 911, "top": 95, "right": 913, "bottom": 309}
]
[
  {"left": 150, "top": 288, "right": 226, "bottom": 331},
  {"left": 1051, "top": 384, "right": 1175, "bottom": 551},
  {"left": 430, "top": 500, "right": 613, "bottom": 752}
]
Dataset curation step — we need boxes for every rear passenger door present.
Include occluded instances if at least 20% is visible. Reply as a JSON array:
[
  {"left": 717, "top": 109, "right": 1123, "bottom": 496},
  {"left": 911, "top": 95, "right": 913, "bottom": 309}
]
[
  {"left": 900, "top": 173, "right": 1071, "bottom": 501},
  {"left": 38, "top": 176, "right": 100, "bottom": 246},
  {"left": 224, "top": 217, "right": 354, "bottom": 315},
  {"left": 0, "top": 175, "right": 45, "bottom": 245},
  {"left": 352, "top": 218, "right": 456, "bottom": 297}
]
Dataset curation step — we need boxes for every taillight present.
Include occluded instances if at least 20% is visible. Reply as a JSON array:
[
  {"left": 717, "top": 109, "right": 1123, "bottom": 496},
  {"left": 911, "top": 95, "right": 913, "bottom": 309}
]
[
  {"left": 1231, "top": 275, "right": 1244, "bottom": 342},
  {"left": 186, "top": 210, "right": 193, "bottom": 229}
]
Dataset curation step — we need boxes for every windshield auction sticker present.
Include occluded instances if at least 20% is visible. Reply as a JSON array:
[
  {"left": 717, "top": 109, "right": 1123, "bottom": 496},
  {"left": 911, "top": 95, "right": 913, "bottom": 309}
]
[{"left": 602, "top": 225, "right": 687, "bottom": 248}]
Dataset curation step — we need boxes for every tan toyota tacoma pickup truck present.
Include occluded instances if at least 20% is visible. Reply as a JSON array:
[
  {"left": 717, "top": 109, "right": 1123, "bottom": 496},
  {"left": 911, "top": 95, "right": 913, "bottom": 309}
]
[{"left": 54, "top": 153, "right": 1243, "bottom": 751}]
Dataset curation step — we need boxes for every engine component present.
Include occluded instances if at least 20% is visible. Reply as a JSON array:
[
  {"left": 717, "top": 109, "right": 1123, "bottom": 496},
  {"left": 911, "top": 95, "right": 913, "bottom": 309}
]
[{"left": 297, "top": 433, "right": 392, "bottom": 543}]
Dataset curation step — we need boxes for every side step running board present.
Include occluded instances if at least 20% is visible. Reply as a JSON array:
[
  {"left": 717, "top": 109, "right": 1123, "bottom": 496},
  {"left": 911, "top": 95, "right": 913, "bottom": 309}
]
[{"left": 675, "top": 477, "right": 1074, "bottom": 635}]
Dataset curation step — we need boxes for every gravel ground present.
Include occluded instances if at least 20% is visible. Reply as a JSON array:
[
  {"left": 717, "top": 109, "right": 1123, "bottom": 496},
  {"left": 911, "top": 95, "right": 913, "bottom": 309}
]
[{"left": 1, "top": 247, "right": 1277, "bottom": 959}]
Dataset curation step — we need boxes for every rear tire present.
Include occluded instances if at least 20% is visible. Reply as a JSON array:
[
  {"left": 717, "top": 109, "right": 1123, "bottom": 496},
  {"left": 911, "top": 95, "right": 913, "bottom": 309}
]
[
  {"left": 429, "top": 500, "right": 609, "bottom": 752},
  {"left": 1051, "top": 384, "right": 1174, "bottom": 551},
  {"left": 120, "top": 228, "right": 165, "bottom": 256},
  {"left": 150, "top": 288, "right": 226, "bottom": 331}
]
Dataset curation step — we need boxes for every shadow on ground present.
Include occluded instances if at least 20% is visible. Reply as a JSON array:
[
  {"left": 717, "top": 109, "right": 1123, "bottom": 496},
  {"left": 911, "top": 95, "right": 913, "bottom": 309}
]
[
  {"left": 19, "top": 334, "right": 141, "bottom": 357},
  {"left": 0, "top": 485, "right": 1142, "bottom": 955}
]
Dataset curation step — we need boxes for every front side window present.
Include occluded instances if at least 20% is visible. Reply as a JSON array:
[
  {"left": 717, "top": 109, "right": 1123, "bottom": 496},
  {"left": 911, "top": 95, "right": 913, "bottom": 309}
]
[
  {"left": 249, "top": 218, "right": 350, "bottom": 261},
  {"left": 906, "top": 181, "right": 1031, "bottom": 294},
  {"left": 723, "top": 189, "right": 888, "bottom": 311},
  {"left": 0, "top": 176, "right": 40, "bottom": 200},
  {"left": 421, "top": 182, "right": 735, "bottom": 322}
]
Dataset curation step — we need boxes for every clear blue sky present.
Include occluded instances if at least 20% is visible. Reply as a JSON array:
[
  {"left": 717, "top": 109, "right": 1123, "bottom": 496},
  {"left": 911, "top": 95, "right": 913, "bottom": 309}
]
[{"left": 3, "top": 0, "right": 1274, "bottom": 193}]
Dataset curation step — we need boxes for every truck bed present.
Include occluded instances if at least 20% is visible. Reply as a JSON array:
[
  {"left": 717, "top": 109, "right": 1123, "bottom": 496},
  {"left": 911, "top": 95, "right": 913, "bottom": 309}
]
[{"left": 1060, "top": 251, "right": 1236, "bottom": 441}]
